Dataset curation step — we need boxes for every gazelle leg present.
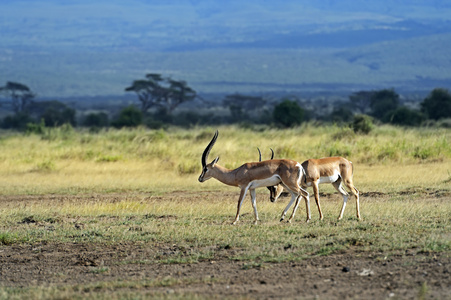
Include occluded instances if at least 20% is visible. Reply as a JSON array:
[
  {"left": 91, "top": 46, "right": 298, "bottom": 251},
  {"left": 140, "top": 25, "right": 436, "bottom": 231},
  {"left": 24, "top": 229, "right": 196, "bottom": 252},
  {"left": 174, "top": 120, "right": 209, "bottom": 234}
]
[
  {"left": 332, "top": 180, "right": 349, "bottom": 220},
  {"left": 287, "top": 187, "right": 310, "bottom": 223},
  {"left": 354, "top": 187, "right": 361, "bottom": 220},
  {"left": 287, "top": 195, "right": 301, "bottom": 223},
  {"left": 249, "top": 189, "right": 259, "bottom": 225},
  {"left": 280, "top": 192, "right": 297, "bottom": 222},
  {"left": 312, "top": 181, "right": 323, "bottom": 220},
  {"left": 343, "top": 181, "right": 361, "bottom": 220},
  {"left": 304, "top": 191, "right": 311, "bottom": 222},
  {"left": 232, "top": 187, "right": 248, "bottom": 225}
]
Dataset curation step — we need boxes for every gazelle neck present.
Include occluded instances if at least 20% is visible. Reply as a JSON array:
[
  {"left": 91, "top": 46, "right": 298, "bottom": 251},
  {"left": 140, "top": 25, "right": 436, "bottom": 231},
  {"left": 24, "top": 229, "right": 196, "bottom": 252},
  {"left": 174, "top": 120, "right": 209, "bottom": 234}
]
[{"left": 211, "top": 164, "right": 239, "bottom": 187}]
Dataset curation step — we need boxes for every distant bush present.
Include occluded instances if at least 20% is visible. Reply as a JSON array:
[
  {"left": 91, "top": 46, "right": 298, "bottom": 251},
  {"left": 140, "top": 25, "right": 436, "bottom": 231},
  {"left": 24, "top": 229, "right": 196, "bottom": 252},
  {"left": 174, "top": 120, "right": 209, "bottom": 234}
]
[
  {"left": 111, "top": 106, "right": 142, "bottom": 128},
  {"left": 153, "top": 108, "right": 173, "bottom": 123},
  {"left": 421, "top": 88, "right": 451, "bottom": 120},
  {"left": 29, "top": 100, "right": 76, "bottom": 127},
  {"left": 385, "top": 107, "right": 425, "bottom": 126},
  {"left": 328, "top": 107, "right": 354, "bottom": 123},
  {"left": 273, "top": 100, "right": 305, "bottom": 127},
  {"left": 83, "top": 112, "right": 109, "bottom": 127},
  {"left": 41, "top": 107, "right": 76, "bottom": 127},
  {"left": 1, "top": 113, "right": 34, "bottom": 130},
  {"left": 352, "top": 114, "right": 374, "bottom": 134},
  {"left": 370, "top": 89, "right": 400, "bottom": 121},
  {"left": 26, "top": 119, "right": 46, "bottom": 135},
  {"left": 172, "top": 111, "right": 205, "bottom": 127}
]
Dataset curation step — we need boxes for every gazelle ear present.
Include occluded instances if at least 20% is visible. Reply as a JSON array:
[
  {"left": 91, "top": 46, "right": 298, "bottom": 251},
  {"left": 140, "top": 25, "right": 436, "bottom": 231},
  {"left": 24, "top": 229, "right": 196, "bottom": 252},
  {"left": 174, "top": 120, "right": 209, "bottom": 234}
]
[{"left": 211, "top": 156, "right": 219, "bottom": 167}]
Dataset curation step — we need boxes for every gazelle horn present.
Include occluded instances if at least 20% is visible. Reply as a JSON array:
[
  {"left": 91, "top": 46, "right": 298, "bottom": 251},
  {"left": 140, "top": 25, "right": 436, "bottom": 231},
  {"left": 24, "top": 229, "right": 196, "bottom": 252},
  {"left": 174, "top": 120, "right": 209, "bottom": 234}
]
[
  {"left": 258, "top": 148, "right": 274, "bottom": 162},
  {"left": 201, "top": 130, "right": 219, "bottom": 167}
]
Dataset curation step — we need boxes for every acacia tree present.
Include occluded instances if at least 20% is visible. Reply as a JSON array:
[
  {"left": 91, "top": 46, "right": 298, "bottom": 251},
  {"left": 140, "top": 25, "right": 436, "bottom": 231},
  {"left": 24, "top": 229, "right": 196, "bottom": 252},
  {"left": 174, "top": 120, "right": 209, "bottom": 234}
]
[
  {"left": 125, "top": 73, "right": 196, "bottom": 113},
  {"left": 167, "top": 79, "right": 196, "bottom": 112},
  {"left": 349, "top": 91, "right": 374, "bottom": 114},
  {"left": 0, "top": 81, "right": 36, "bottom": 113},
  {"left": 369, "top": 89, "right": 400, "bottom": 120},
  {"left": 421, "top": 88, "right": 451, "bottom": 120}
]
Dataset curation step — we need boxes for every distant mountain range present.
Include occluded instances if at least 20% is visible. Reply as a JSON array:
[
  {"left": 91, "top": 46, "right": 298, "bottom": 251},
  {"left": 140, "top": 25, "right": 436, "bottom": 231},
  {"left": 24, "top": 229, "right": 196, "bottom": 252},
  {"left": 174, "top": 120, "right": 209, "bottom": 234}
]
[{"left": 1, "top": 0, "right": 451, "bottom": 98}]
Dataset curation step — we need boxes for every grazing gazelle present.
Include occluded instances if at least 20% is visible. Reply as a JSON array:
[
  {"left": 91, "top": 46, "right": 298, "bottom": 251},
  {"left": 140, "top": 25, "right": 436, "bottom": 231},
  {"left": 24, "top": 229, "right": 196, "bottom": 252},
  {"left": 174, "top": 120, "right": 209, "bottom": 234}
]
[
  {"left": 269, "top": 156, "right": 361, "bottom": 221},
  {"left": 198, "top": 131, "right": 310, "bottom": 224}
]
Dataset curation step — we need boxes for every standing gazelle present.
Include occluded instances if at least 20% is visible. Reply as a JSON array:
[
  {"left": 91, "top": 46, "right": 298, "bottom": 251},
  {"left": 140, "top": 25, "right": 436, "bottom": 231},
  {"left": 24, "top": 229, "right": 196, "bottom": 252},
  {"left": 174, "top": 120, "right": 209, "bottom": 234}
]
[
  {"left": 198, "top": 131, "right": 310, "bottom": 224},
  {"left": 269, "top": 157, "right": 361, "bottom": 221}
]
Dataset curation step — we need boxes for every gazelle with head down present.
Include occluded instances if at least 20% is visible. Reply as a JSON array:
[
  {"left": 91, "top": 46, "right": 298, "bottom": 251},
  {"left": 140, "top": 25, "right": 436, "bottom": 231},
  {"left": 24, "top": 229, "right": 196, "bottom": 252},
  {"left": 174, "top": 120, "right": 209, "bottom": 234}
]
[
  {"left": 198, "top": 131, "right": 310, "bottom": 224},
  {"left": 269, "top": 156, "right": 361, "bottom": 221}
]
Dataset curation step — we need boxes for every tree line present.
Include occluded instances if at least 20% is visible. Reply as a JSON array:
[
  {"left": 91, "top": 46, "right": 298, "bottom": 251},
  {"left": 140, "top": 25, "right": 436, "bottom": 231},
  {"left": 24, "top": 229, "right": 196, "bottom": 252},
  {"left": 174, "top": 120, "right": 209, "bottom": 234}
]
[{"left": 1, "top": 73, "right": 450, "bottom": 132}]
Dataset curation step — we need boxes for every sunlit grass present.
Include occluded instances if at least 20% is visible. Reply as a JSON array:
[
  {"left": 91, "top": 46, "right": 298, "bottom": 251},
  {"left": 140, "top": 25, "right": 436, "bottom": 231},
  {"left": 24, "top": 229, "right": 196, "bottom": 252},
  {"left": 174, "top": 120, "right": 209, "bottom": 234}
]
[
  {"left": 0, "top": 125, "right": 449, "bottom": 259},
  {"left": 0, "top": 125, "right": 449, "bottom": 195}
]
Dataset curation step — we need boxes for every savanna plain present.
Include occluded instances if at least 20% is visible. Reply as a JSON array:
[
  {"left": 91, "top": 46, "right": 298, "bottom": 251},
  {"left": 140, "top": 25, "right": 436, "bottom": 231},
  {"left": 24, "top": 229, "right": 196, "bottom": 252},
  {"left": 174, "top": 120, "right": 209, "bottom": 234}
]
[{"left": 0, "top": 125, "right": 450, "bottom": 299}]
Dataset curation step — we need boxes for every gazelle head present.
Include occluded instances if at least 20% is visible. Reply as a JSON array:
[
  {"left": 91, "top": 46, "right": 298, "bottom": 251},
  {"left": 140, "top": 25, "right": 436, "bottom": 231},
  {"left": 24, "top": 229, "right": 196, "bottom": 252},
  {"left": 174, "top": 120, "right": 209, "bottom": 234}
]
[
  {"left": 198, "top": 130, "right": 220, "bottom": 183},
  {"left": 268, "top": 183, "right": 285, "bottom": 203},
  {"left": 257, "top": 147, "right": 284, "bottom": 202}
]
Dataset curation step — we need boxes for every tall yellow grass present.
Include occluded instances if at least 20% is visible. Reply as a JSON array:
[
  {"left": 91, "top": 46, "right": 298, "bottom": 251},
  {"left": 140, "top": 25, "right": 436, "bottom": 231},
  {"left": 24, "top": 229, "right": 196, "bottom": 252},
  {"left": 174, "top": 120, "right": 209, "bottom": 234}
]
[{"left": 0, "top": 125, "right": 449, "bottom": 195}]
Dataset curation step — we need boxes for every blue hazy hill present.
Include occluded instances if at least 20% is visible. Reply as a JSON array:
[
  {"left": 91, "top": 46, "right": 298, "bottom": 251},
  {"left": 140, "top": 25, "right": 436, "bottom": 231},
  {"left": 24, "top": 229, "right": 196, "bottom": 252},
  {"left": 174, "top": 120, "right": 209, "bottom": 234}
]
[{"left": 1, "top": 0, "right": 451, "bottom": 97}]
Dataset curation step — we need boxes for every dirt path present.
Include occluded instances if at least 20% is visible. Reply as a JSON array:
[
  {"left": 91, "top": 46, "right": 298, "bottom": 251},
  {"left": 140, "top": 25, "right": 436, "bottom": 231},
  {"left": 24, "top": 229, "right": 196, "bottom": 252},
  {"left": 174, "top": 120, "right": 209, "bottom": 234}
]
[{"left": 1, "top": 242, "right": 449, "bottom": 299}]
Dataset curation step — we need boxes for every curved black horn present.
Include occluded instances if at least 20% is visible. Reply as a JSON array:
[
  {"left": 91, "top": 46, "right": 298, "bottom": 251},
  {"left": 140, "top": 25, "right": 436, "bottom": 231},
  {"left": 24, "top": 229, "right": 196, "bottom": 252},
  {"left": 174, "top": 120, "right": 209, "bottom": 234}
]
[
  {"left": 201, "top": 130, "right": 218, "bottom": 167},
  {"left": 270, "top": 148, "right": 274, "bottom": 160},
  {"left": 257, "top": 147, "right": 262, "bottom": 162}
]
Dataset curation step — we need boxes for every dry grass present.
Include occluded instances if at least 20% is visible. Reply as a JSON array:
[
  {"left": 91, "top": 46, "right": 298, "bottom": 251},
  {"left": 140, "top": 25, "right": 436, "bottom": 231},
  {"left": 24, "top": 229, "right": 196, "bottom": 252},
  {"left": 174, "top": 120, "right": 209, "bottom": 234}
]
[
  {"left": 0, "top": 125, "right": 449, "bottom": 255},
  {"left": 0, "top": 125, "right": 449, "bottom": 195}
]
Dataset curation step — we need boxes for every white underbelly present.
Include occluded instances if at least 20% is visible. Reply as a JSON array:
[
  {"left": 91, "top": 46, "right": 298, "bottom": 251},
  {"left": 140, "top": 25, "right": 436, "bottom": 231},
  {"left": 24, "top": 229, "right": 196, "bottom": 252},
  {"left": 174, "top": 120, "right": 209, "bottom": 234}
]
[
  {"left": 319, "top": 173, "right": 340, "bottom": 184},
  {"left": 248, "top": 175, "right": 281, "bottom": 189},
  {"left": 305, "top": 173, "right": 340, "bottom": 186}
]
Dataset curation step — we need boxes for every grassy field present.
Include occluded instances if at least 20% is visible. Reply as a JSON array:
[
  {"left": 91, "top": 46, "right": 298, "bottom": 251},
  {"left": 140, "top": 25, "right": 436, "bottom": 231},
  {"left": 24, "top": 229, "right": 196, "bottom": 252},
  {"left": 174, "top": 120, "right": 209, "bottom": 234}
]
[
  {"left": 0, "top": 124, "right": 449, "bottom": 248},
  {"left": 0, "top": 124, "right": 450, "bottom": 299},
  {"left": 0, "top": 124, "right": 450, "bottom": 194}
]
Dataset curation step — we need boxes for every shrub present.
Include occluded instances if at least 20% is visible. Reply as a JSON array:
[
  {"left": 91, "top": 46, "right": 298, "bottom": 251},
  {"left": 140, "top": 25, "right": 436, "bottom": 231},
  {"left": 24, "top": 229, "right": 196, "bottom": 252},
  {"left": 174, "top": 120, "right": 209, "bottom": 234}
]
[
  {"left": 111, "top": 106, "right": 143, "bottom": 128},
  {"left": 370, "top": 89, "right": 400, "bottom": 120},
  {"left": 83, "top": 112, "right": 109, "bottom": 127},
  {"left": 421, "top": 88, "right": 451, "bottom": 120},
  {"left": 384, "top": 107, "right": 425, "bottom": 126},
  {"left": 352, "top": 114, "right": 374, "bottom": 134},
  {"left": 26, "top": 119, "right": 46, "bottom": 135},
  {"left": 1, "top": 113, "right": 34, "bottom": 130},
  {"left": 41, "top": 107, "right": 76, "bottom": 127},
  {"left": 273, "top": 100, "right": 305, "bottom": 127},
  {"left": 172, "top": 111, "right": 205, "bottom": 127},
  {"left": 328, "top": 107, "right": 354, "bottom": 123}
]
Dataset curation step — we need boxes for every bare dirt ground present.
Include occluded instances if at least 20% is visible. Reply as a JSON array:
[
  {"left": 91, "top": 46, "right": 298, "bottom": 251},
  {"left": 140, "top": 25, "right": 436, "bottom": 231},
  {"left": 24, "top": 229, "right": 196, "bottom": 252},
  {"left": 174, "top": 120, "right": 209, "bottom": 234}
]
[{"left": 0, "top": 193, "right": 450, "bottom": 299}]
